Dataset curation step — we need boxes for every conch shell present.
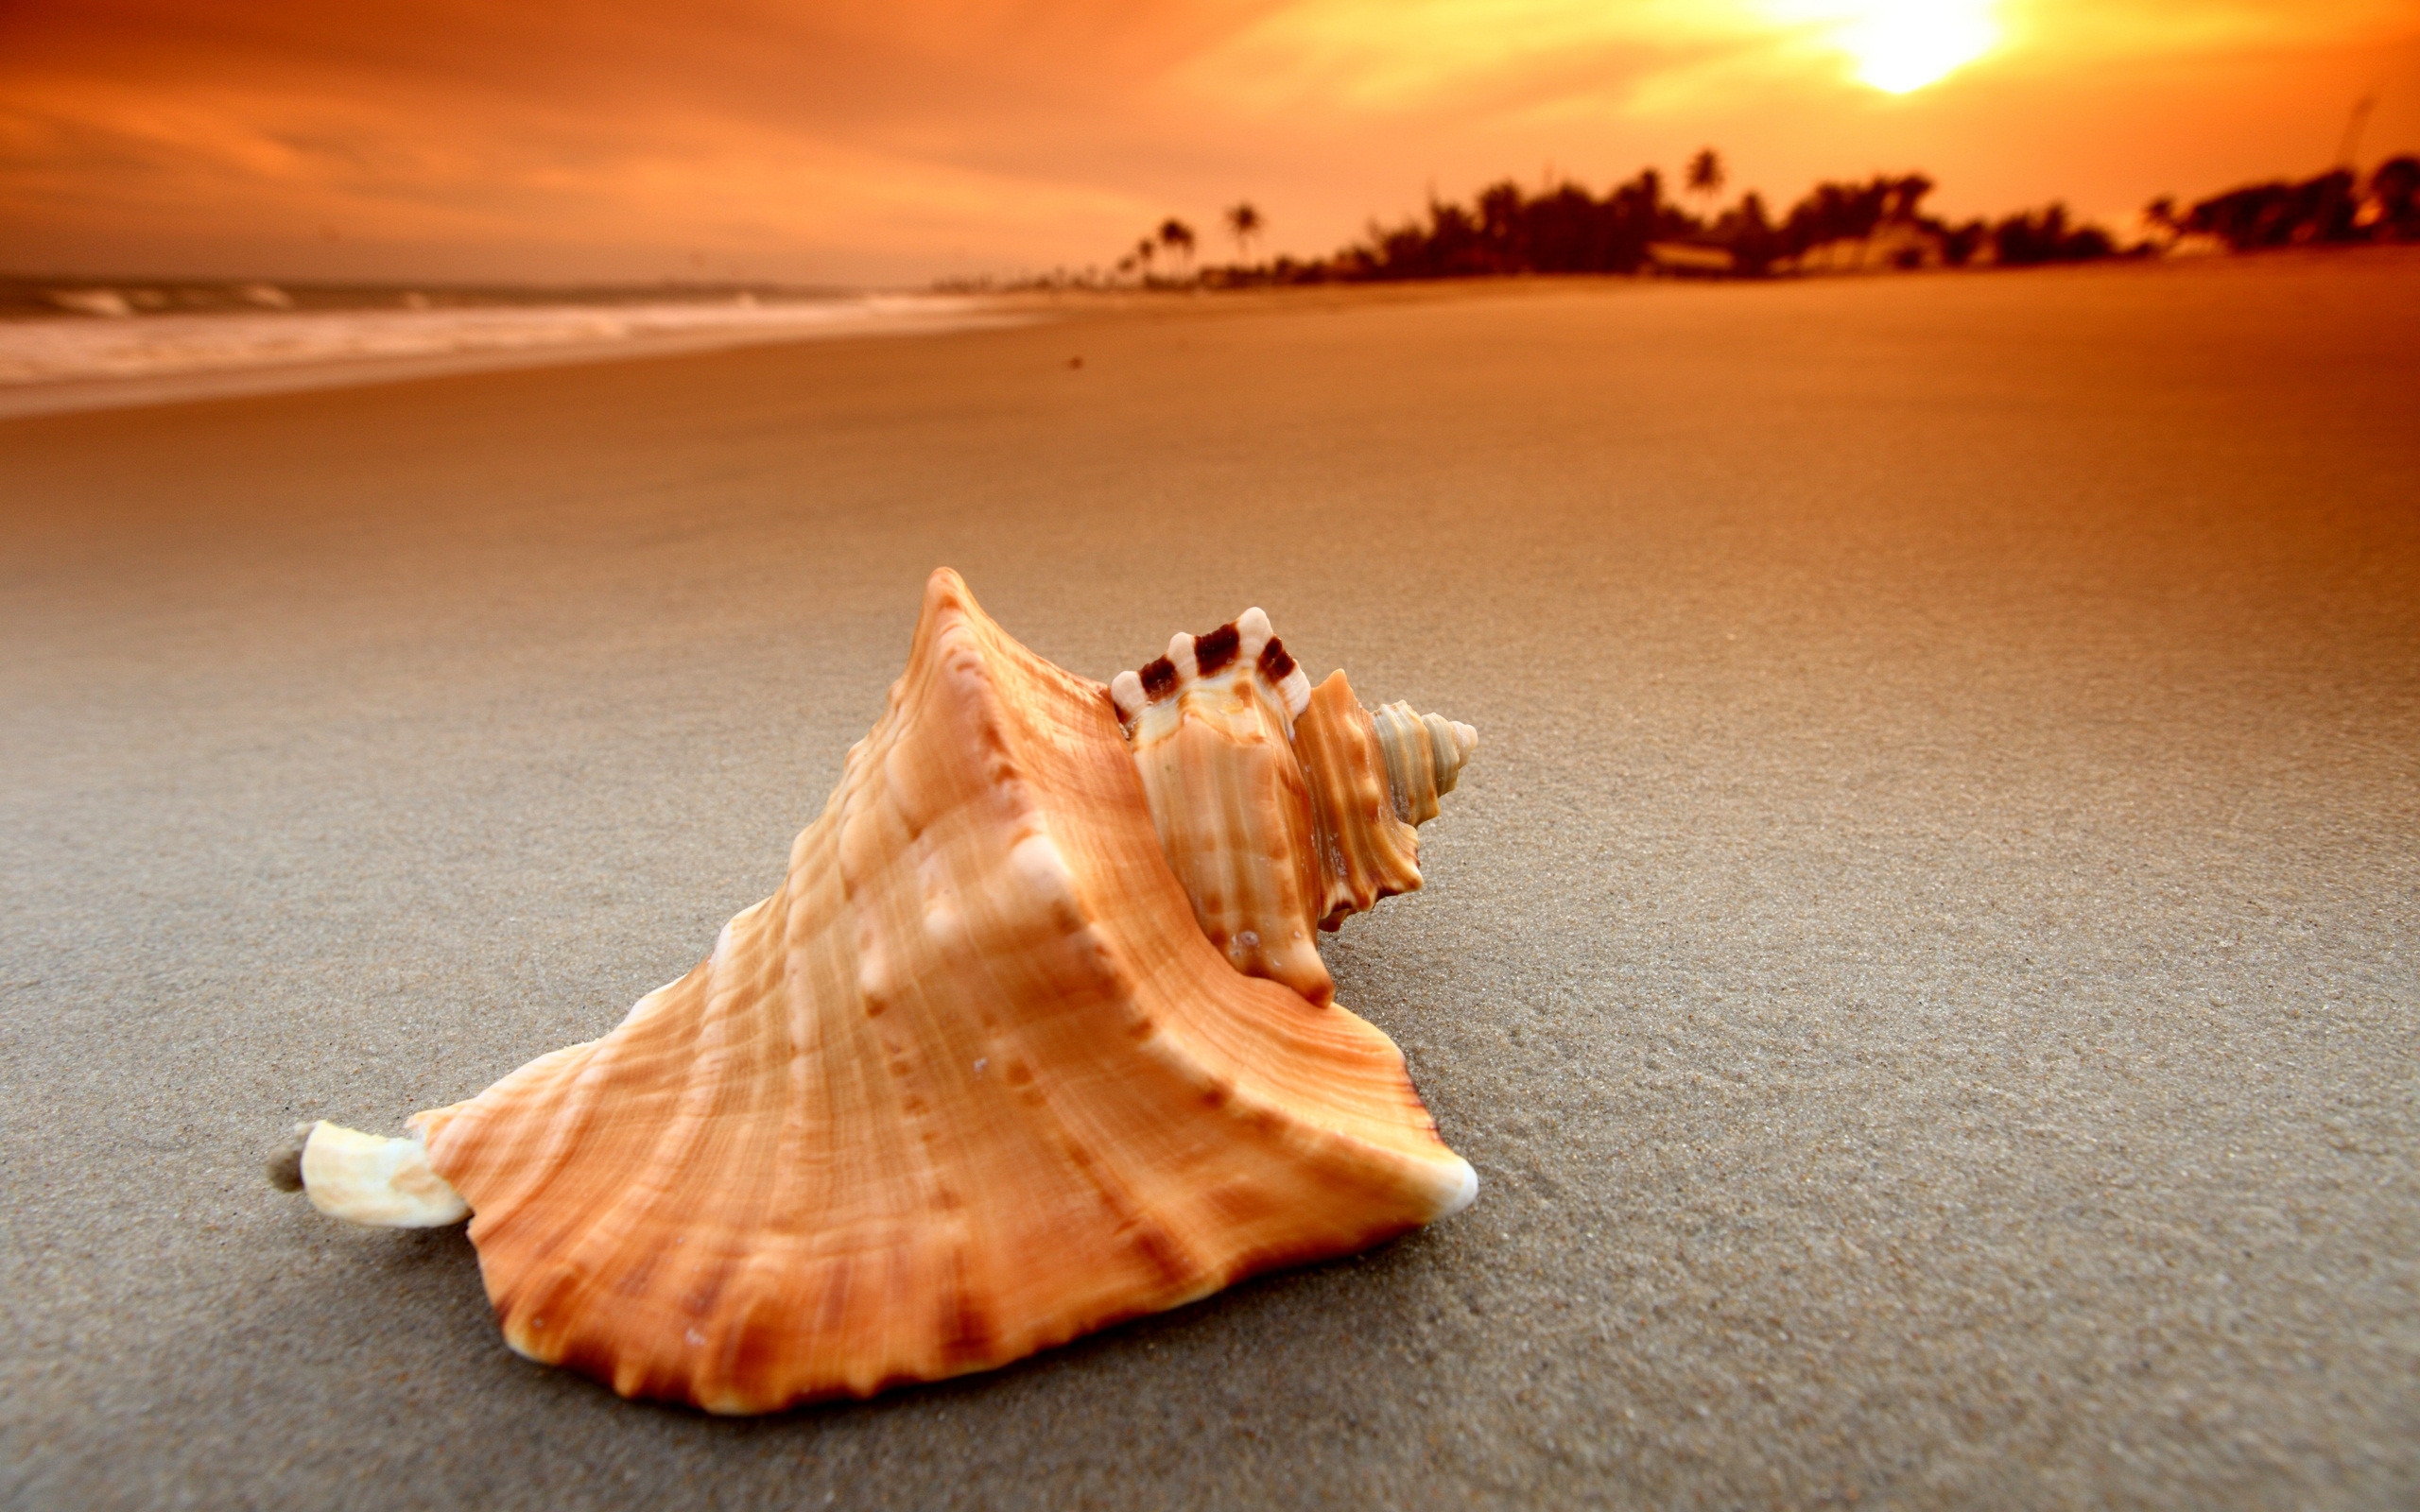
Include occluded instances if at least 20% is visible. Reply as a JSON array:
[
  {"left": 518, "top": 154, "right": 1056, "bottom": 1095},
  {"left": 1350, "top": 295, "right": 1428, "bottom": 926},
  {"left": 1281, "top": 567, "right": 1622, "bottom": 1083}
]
[
  {"left": 1110, "top": 611, "right": 1476, "bottom": 1006},
  {"left": 283, "top": 571, "right": 1478, "bottom": 1413}
]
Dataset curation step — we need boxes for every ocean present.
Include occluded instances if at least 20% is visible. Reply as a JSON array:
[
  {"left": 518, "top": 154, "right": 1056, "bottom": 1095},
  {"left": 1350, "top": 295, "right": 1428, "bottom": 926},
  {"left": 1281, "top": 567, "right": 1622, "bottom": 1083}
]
[{"left": 0, "top": 283, "right": 1011, "bottom": 392}]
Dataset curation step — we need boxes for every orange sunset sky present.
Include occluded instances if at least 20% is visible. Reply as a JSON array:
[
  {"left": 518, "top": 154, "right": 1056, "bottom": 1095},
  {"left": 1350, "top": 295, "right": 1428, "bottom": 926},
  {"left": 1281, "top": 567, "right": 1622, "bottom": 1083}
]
[{"left": 5, "top": 0, "right": 2417, "bottom": 286}]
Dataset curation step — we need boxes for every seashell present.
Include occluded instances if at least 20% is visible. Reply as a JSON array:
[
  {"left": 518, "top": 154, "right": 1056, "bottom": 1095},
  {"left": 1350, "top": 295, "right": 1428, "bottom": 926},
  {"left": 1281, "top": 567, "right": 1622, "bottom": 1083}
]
[
  {"left": 1369, "top": 699, "right": 1479, "bottom": 829},
  {"left": 282, "top": 570, "right": 1476, "bottom": 1413},
  {"left": 1109, "top": 613, "right": 1478, "bottom": 1005}
]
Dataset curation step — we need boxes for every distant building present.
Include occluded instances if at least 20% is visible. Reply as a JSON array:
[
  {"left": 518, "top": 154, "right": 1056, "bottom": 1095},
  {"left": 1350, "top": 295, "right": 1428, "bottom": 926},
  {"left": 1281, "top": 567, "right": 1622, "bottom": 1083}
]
[
  {"left": 1644, "top": 242, "right": 1737, "bottom": 277},
  {"left": 1779, "top": 218, "right": 1946, "bottom": 275},
  {"left": 49, "top": 288, "right": 135, "bottom": 318}
]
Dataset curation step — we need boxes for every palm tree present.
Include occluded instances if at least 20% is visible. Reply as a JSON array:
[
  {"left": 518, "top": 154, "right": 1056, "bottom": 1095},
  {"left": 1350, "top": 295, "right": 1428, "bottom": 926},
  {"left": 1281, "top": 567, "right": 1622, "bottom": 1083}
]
[
  {"left": 1157, "top": 217, "right": 1197, "bottom": 279},
  {"left": 1224, "top": 202, "right": 1263, "bottom": 262},
  {"left": 1685, "top": 148, "right": 1725, "bottom": 223},
  {"left": 1132, "top": 238, "right": 1157, "bottom": 284}
]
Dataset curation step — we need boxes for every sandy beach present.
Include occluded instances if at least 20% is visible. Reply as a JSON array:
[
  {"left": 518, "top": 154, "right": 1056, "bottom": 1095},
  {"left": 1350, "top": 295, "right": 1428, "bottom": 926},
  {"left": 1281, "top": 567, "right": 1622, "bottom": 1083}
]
[{"left": 3, "top": 252, "right": 2414, "bottom": 1509}]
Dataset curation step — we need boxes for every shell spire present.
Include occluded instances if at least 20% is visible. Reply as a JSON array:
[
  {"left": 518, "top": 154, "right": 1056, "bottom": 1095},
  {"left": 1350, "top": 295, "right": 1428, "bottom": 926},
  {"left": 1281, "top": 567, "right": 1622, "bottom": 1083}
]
[
  {"left": 1370, "top": 702, "right": 1479, "bottom": 828},
  {"left": 1111, "top": 610, "right": 1478, "bottom": 1002},
  {"left": 288, "top": 570, "right": 1476, "bottom": 1414}
]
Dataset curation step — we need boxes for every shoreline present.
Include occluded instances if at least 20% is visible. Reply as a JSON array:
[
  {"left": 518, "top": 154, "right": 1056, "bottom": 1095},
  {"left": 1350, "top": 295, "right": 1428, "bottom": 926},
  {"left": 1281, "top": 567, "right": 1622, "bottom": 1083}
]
[
  {"left": 0, "top": 297, "right": 1042, "bottom": 421},
  {"left": 9, "top": 248, "right": 2410, "bottom": 423}
]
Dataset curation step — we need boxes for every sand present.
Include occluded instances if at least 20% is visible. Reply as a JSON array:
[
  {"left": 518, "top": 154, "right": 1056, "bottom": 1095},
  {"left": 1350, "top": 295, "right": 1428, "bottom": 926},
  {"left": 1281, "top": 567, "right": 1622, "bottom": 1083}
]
[{"left": 2, "top": 253, "right": 2414, "bottom": 1510}]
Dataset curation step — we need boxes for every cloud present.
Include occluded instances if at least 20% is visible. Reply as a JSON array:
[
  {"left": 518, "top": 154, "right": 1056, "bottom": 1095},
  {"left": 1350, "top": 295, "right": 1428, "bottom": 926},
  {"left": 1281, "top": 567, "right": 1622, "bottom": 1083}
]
[
  {"left": 4, "top": 0, "right": 2416, "bottom": 281},
  {"left": 2, "top": 1, "right": 1238, "bottom": 279}
]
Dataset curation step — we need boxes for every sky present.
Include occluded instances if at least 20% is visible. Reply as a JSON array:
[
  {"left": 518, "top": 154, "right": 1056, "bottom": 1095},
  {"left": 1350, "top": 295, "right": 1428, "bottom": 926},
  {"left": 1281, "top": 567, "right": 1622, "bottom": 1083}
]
[{"left": 5, "top": 0, "right": 2417, "bottom": 286}]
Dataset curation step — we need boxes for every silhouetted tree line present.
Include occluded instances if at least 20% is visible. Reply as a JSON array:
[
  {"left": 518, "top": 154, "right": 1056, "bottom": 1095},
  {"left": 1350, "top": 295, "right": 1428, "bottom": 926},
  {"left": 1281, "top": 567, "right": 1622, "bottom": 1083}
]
[
  {"left": 1011, "top": 152, "right": 2420, "bottom": 293},
  {"left": 2152, "top": 158, "right": 2420, "bottom": 249},
  {"left": 1185, "top": 164, "right": 2123, "bottom": 285},
  {"left": 1160, "top": 151, "right": 2420, "bottom": 288},
  {"left": 1982, "top": 204, "right": 2117, "bottom": 266},
  {"left": 1340, "top": 171, "right": 1698, "bottom": 279}
]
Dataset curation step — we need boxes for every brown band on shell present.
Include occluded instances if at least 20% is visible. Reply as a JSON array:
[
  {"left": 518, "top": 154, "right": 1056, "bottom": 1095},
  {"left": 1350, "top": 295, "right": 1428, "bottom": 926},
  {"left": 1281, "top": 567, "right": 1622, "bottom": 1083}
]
[
  {"left": 1192, "top": 623, "right": 1240, "bottom": 677},
  {"left": 942, "top": 1289, "right": 1002, "bottom": 1369},
  {"left": 1257, "top": 638, "right": 1295, "bottom": 683},
  {"left": 1139, "top": 657, "right": 1178, "bottom": 700}
]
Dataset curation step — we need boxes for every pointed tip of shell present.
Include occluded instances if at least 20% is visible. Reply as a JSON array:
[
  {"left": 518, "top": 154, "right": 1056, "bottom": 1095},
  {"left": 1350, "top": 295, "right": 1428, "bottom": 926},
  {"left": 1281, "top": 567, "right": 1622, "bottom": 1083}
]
[
  {"left": 1370, "top": 701, "right": 1479, "bottom": 825},
  {"left": 1110, "top": 668, "right": 1147, "bottom": 723},
  {"left": 299, "top": 1121, "right": 470, "bottom": 1228},
  {"left": 1417, "top": 712, "right": 1478, "bottom": 796},
  {"left": 1165, "top": 629, "right": 1200, "bottom": 680},
  {"left": 1431, "top": 1157, "right": 1480, "bottom": 1219},
  {"left": 920, "top": 566, "right": 974, "bottom": 625},
  {"left": 1230, "top": 608, "right": 1309, "bottom": 716}
]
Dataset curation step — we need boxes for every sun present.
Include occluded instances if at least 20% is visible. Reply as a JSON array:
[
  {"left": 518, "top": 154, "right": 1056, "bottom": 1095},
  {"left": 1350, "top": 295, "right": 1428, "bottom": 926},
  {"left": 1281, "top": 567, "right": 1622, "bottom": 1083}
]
[{"left": 1829, "top": 0, "right": 1999, "bottom": 93}]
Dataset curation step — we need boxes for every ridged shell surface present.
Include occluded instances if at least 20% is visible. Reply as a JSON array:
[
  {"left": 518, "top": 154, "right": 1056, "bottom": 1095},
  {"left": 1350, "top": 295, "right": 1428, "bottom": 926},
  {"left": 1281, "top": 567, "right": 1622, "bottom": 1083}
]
[
  {"left": 1110, "top": 611, "right": 1332, "bottom": 1003},
  {"left": 410, "top": 570, "right": 1474, "bottom": 1414},
  {"left": 1112, "top": 616, "right": 1478, "bottom": 1004},
  {"left": 1292, "top": 671, "right": 1426, "bottom": 928}
]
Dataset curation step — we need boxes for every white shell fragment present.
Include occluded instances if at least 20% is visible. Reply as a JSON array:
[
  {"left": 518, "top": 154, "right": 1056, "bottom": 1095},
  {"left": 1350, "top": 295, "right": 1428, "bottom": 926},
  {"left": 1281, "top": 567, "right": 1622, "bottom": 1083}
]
[{"left": 298, "top": 1121, "right": 469, "bottom": 1228}]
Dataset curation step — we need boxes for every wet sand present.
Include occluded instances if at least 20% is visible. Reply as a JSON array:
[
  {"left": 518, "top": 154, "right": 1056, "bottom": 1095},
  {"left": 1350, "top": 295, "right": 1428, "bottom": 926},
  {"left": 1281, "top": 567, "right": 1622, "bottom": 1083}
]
[{"left": 3, "top": 252, "right": 2415, "bottom": 1509}]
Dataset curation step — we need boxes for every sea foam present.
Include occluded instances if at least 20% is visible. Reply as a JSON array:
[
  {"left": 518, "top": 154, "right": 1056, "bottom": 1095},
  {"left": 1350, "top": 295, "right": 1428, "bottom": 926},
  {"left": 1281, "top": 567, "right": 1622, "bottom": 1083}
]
[{"left": 0, "top": 295, "right": 994, "bottom": 387}]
